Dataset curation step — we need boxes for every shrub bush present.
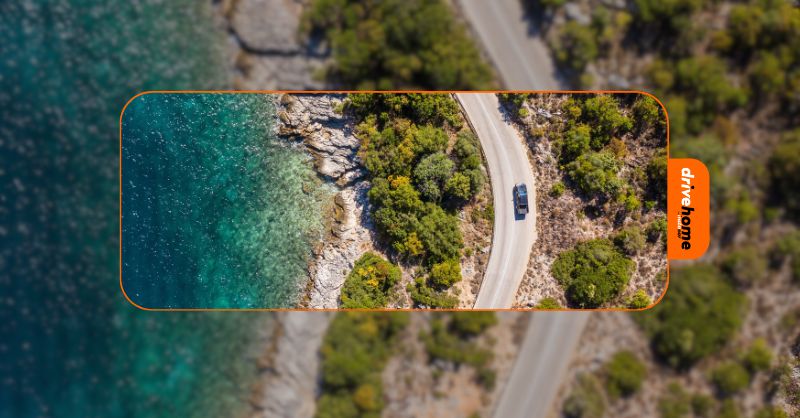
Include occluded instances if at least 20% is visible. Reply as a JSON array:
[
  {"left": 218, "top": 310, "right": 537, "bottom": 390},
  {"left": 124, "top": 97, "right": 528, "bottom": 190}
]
[
  {"left": 552, "top": 22, "right": 599, "bottom": 73},
  {"left": 635, "top": 264, "right": 746, "bottom": 369},
  {"left": 449, "top": 312, "right": 497, "bottom": 337},
  {"left": 721, "top": 245, "right": 767, "bottom": 287},
  {"left": 627, "top": 289, "right": 652, "bottom": 309},
  {"left": 567, "top": 151, "right": 624, "bottom": 198},
  {"left": 563, "top": 374, "right": 606, "bottom": 418},
  {"left": 581, "top": 95, "right": 632, "bottom": 147},
  {"left": 741, "top": 338, "right": 772, "bottom": 373},
  {"left": 409, "top": 278, "right": 458, "bottom": 308},
  {"left": 317, "top": 312, "right": 408, "bottom": 418},
  {"left": 632, "top": 95, "right": 664, "bottom": 130},
  {"left": 657, "top": 382, "right": 690, "bottom": 418},
  {"left": 340, "top": 253, "right": 402, "bottom": 308},
  {"left": 614, "top": 225, "right": 646, "bottom": 255},
  {"left": 536, "top": 297, "right": 561, "bottom": 309},
  {"left": 444, "top": 171, "right": 473, "bottom": 201},
  {"left": 710, "top": 362, "right": 750, "bottom": 396},
  {"left": 773, "top": 231, "right": 800, "bottom": 283},
  {"left": 429, "top": 258, "right": 462, "bottom": 288},
  {"left": 551, "top": 239, "right": 634, "bottom": 308},
  {"left": 550, "top": 182, "right": 566, "bottom": 197},
  {"left": 768, "top": 131, "right": 800, "bottom": 219},
  {"left": 604, "top": 351, "right": 647, "bottom": 398},
  {"left": 559, "top": 124, "right": 592, "bottom": 163}
]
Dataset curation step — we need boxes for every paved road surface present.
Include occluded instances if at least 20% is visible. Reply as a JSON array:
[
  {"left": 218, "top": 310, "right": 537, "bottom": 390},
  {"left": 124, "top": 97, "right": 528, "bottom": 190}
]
[
  {"left": 456, "top": 93, "right": 536, "bottom": 308},
  {"left": 456, "top": 0, "right": 559, "bottom": 89},
  {"left": 492, "top": 313, "right": 590, "bottom": 418},
  {"left": 454, "top": 7, "right": 589, "bottom": 416}
]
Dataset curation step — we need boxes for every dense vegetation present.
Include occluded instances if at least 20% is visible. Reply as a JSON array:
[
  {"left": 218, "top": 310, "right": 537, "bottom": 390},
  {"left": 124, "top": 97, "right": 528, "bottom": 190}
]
[
  {"left": 301, "top": 0, "right": 494, "bottom": 89},
  {"left": 604, "top": 351, "right": 647, "bottom": 398},
  {"left": 635, "top": 265, "right": 746, "bottom": 370},
  {"left": 340, "top": 252, "right": 401, "bottom": 308},
  {"left": 563, "top": 373, "right": 607, "bottom": 418},
  {"left": 551, "top": 239, "right": 634, "bottom": 308},
  {"left": 316, "top": 313, "right": 409, "bottom": 418},
  {"left": 346, "top": 93, "right": 487, "bottom": 308},
  {"left": 540, "top": 0, "right": 799, "bottom": 414},
  {"left": 421, "top": 313, "right": 498, "bottom": 389}
]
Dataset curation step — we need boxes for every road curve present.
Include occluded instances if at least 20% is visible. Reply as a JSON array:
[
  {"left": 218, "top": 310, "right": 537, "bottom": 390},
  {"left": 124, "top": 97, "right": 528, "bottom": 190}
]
[
  {"left": 455, "top": 0, "right": 559, "bottom": 89},
  {"left": 456, "top": 93, "right": 536, "bottom": 309}
]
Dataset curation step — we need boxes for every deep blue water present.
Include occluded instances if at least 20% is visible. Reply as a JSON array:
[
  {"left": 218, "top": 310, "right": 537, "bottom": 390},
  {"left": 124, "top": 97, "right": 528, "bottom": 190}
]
[
  {"left": 0, "top": 2, "right": 282, "bottom": 417},
  {"left": 121, "top": 93, "right": 331, "bottom": 308}
]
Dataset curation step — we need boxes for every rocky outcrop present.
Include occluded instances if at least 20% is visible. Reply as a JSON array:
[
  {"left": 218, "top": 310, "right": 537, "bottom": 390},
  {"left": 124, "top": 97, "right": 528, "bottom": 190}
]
[
  {"left": 216, "top": 0, "right": 326, "bottom": 89},
  {"left": 250, "top": 312, "right": 333, "bottom": 418},
  {"left": 275, "top": 94, "right": 377, "bottom": 309}
]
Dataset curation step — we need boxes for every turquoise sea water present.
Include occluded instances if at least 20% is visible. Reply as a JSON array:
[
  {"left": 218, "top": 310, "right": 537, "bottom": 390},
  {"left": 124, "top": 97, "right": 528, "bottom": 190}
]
[
  {"left": 0, "top": 2, "right": 289, "bottom": 417},
  {"left": 122, "top": 93, "right": 331, "bottom": 308}
]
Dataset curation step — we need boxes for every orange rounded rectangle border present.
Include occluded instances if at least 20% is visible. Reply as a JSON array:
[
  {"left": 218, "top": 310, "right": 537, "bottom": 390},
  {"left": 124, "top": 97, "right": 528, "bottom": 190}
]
[{"left": 119, "top": 90, "right": 676, "bottom": 312}]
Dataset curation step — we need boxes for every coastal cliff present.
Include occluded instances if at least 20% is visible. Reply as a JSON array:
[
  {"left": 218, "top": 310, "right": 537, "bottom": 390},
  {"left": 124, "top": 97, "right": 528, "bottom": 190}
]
[{"left": 275, "top": 94, "right": 379, "bottom": 309}]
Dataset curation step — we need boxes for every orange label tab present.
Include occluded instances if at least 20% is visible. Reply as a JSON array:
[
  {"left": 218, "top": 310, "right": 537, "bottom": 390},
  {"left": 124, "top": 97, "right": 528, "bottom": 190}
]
[{"left": 667, "top": 158, "right": 710, "bottom": 259}]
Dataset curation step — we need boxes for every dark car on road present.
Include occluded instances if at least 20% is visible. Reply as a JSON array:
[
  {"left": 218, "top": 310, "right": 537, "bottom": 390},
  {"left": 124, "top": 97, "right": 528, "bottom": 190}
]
[{"left": 514, "top": 183, "right": 529, "bottom": 216}]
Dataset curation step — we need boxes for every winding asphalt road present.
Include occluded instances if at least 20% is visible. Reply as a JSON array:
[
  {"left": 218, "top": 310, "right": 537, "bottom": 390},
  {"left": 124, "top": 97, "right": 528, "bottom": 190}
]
[
  {"left": 456, "top": 93, "right": 536, "bottom": 309},
  {"left": 455, "top": 0, "right": 559, "bottom": 89},
  {"left": 454, "top": 4, "right": 590, "bottom": 416}
]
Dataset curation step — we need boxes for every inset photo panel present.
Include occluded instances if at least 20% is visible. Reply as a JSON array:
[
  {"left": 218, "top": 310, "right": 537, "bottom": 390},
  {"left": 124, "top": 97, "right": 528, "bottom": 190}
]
[{"left": 120, "top": 91, "right": 690, "bottom": 310}]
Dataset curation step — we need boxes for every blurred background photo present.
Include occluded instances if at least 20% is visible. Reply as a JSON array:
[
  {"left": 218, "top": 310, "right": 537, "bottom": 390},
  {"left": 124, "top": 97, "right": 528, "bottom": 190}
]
[{"left": 1, "top": 0, "right": 798, "bottom": 417}]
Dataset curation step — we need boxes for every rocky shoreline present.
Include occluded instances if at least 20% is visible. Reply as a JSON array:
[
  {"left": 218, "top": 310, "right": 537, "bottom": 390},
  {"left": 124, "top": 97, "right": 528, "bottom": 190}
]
[{"left": 274, "top": 93, "right": 379, "bottom": 309}]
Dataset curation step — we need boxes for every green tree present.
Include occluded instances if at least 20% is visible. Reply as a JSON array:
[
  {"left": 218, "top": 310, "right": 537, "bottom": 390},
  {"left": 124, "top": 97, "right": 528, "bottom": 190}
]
[
  {"left": 604, "top": 351, "right": 647, "bottom": 398},
  {"left": 414, "top": 152, "right": 454, "bottom": 202},
  {"left": 445, "top": 171, "right": 473, "bottom": 201},
  {"left": 559, "top": 124, "right": 592, "bottom": 163},
  {"left": 417, "top": 203, "right": 463, "bottom": 264},
  {"left": 552, "top": 22, "right": 599, "bottom": 73},
  {"left": 454, "top": 130, "right": 482, "bottom": 170},
  {"left": 302, "top": 0, "right": 494, "bottom": 89},
  {"left": 551, "top": 239, "right": 634, "bottom": 308},
  {"left": 429, "top": 258, "right": 462, "bottom": 288},
  {"left": 412, "top": 124, "right": 448, "bottom": 155},
  {"left": 635, "top": 265, "right": 746, "bottom": 369},
  {"left": 567, "top": 151, "right": 624, "bottom": 198},
  {"left": 316, "top": 312, "right": 408, "bottom": 418},
  {"left": 340, "top": 253, "right": 401, "bottom": 308},
  {"left": 749, "top": 51, "right": 785, "bottom": 98},
  {"left": 632, "top": 95, "right": 664, "bottom": 130},
  {"left": 581, "top": 95, "right": 632, "bottom": 147}
]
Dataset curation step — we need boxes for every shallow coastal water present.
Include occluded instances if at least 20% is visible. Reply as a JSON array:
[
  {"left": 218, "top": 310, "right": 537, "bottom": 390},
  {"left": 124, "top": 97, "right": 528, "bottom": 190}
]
[
  {"left": 0, "top": 2, "right": 286, "bottom": 417},
  {"left": 122, "top": 93, "right": 332, "bottom": 308}
]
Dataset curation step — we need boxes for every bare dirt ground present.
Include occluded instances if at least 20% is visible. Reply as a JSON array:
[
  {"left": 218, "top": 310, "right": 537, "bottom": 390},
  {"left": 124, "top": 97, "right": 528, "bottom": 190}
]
[{"left": 382, "top": 312, "right": 528, "bottom": 418}]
